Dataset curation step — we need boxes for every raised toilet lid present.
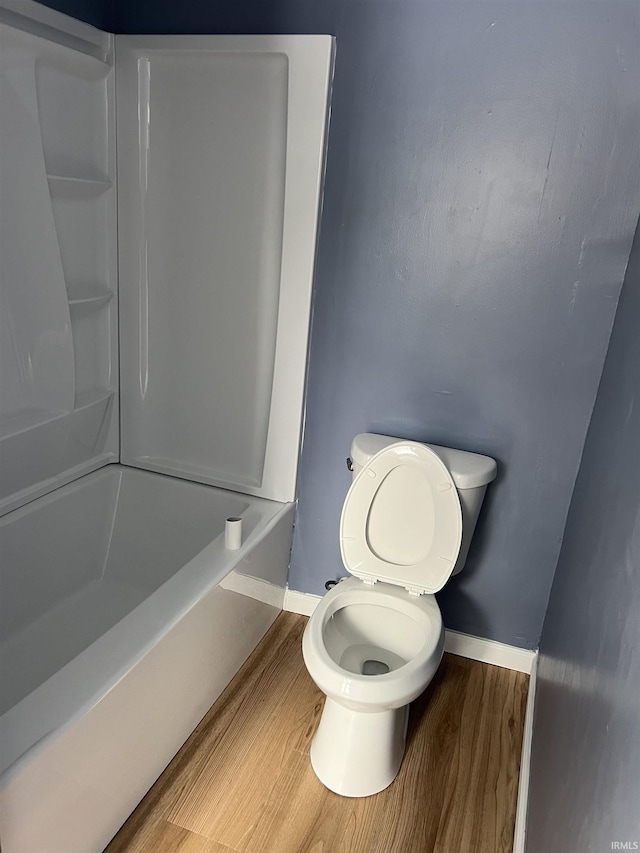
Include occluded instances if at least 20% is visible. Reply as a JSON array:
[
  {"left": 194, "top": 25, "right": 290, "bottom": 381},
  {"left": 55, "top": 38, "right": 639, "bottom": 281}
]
[{"left": 340, "top": 441, "right": 463, "bottom": 595}]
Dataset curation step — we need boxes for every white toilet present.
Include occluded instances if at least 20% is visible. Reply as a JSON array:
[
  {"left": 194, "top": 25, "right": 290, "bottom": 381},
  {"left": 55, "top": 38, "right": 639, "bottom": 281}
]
[{"left": 302, "top": 433, "right": 497, "bottom": 797}]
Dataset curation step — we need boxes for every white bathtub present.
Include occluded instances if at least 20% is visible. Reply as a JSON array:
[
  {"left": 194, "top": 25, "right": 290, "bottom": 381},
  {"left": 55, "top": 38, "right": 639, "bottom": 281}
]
[{"left": 0, "top": 465, "right": 294, "bottom": 853}]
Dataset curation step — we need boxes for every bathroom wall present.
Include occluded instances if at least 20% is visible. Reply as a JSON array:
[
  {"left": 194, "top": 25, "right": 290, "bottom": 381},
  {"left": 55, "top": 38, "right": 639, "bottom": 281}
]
[
  {"left": 526, "top": 217, "right": 640, "bottom": 851},
  {"left": 285, "top": 1, "right": 639, "bottom": 651},
  {"left": 41, "top": 0, "right": 640, "bottom": 647}
]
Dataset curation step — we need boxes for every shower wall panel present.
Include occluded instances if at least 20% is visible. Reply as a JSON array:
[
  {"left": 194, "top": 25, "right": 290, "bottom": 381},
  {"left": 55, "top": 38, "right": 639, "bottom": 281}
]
[
  {"left": 118, "top": 47, "right": 287, "bottom": 491},
  {"left": 0, "top": 20, "right": 118, "bottom": 515},
  {"left": 0, "top": 17, "right": 332, "bottom": 512},
  {"left": 117, "top": 36, "right": 334, "bottom": 503}
]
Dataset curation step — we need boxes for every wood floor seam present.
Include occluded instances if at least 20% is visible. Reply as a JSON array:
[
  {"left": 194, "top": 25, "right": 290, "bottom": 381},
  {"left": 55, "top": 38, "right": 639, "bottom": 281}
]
[{"left": 165, "top": 819, "right": 239, "bottom": 851}]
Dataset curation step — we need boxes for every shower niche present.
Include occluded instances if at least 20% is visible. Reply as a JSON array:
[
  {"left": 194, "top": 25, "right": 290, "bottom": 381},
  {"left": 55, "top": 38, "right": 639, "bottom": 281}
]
[{"left": 0, "top": 5, "right": 334, "bottom": 514}]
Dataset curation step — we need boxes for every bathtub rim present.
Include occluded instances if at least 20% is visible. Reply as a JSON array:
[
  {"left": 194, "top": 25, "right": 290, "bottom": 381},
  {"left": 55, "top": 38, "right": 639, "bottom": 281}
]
[{"left": 0, "top": 464, "right": 293, "bottom": 783}]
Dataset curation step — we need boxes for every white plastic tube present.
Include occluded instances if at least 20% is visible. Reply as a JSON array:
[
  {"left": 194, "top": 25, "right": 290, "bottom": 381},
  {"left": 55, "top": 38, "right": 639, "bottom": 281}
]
[{"left": 225, "top": 516, "right": 243, "bottom": 550}]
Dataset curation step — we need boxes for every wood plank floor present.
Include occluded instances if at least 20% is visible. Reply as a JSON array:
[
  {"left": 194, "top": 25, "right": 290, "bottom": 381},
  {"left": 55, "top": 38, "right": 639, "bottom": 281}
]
[{"left": 105, "top": 612, "right": 528, "bottom": 853}]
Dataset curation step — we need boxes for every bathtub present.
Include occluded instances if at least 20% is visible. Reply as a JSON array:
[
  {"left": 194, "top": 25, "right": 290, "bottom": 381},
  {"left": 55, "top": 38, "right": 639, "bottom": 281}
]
[{"left": 0, "top": 465, "right": 294, "bottom": 853}]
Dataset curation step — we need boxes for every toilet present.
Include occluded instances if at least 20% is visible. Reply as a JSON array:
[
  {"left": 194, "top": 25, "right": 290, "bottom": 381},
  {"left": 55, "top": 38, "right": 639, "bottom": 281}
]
[{"left": 302, "top": 433, "right": 497, "bottom": 797}]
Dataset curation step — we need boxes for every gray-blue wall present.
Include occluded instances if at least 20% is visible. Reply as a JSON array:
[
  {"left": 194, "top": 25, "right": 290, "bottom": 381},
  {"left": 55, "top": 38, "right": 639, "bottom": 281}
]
[
  {"left": 287, "top": 2, "right": 640, "bottom": 649},
  {"left": 526, "top": 216, "right": 640, "bottom": 851},
  {"left": 43, "top": 0, "right": 640, "bottom": 648}
]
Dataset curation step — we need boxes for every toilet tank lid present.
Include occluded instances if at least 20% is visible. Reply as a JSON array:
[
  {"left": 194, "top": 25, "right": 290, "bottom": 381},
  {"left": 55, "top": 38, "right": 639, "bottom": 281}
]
[{"left": 350, "top": 434, "right": 497, "bottom": 490}]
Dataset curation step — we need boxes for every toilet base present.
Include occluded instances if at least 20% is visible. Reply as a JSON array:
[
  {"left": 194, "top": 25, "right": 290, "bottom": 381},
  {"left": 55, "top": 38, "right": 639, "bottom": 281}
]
[{"left": 309, "top": 697, "right": 409, "bottom": 797}]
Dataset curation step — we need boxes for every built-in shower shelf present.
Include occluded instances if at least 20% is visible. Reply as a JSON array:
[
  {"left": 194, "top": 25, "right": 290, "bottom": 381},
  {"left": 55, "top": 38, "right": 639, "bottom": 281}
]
[
  {"left": 0, "top": 390, "right": 116, "bottom": 515},
  {"left": 47, "top": 174, "right": 112, "bottom": 198},
  {"left": 74, "top": 388, "right": 115, "bottom": 411},
  {"left": 0, "top": 391, "right": 114, "bottom": 442},
  {"left": 68, "top": 285, "right": 114, "bottom": 309},
  {"left": 0, "top": 407, "right": 65, "bottom": 441}
]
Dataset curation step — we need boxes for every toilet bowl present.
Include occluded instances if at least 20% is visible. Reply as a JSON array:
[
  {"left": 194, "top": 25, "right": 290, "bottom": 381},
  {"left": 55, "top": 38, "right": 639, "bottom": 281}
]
[
  {"left": 302, "top": 434, "right": 497, "bottom": 797},
  {"left": 302, "top": 576, "right": 444, "bottom": 796}
]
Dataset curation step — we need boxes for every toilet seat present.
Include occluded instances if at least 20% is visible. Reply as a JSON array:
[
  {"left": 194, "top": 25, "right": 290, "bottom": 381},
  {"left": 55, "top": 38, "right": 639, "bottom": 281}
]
[{"left": 340, "top": 441, "right": 462, "bottom": 595}]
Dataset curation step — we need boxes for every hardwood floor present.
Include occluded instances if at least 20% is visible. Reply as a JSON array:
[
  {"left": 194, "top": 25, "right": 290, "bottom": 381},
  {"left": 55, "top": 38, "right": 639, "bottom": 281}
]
[{"left": 106, "top": 612, "right": 528, "bottom": 853}]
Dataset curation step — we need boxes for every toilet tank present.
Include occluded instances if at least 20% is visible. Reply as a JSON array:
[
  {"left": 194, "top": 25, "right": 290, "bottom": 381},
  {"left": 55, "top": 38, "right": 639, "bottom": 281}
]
[{"left": 349, "top": 434, "right": 497, "bottom": 576}]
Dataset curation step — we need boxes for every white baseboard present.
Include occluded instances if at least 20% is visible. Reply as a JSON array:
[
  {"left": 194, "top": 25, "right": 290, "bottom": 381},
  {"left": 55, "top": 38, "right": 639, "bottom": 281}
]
[
  {"left": 283, "top": 588, "right": 322, "bottom": 617},
  {"left": 513, "top": 652, "right": 538, "bottom": 853},
  {"left": 443, "top": 629, "right": 536, "bottom": 674},
  {"left": 283, "top": 588, "right": 537, "bottom": 674}
]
